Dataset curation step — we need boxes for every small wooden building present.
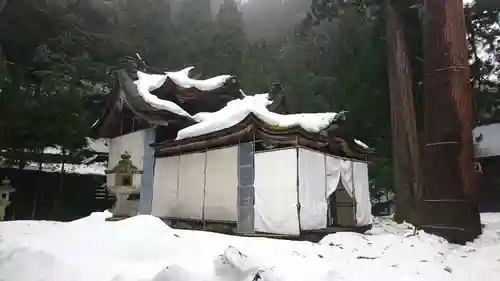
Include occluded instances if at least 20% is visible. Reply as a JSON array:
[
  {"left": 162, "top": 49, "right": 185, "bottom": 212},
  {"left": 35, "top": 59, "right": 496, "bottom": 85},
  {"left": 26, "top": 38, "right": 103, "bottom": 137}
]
[
  {"left": 474, "top": 123, "right": 500, "bottom": 212},
  {"left": 0, "top": 138, "right": 110, "bottom": 221},
  {"left": 94, "top": 62, "right": 374, "bottom": 235}
]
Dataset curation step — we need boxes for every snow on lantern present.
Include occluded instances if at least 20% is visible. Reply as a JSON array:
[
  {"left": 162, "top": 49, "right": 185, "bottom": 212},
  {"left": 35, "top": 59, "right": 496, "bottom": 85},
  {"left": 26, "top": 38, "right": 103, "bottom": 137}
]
[
  {"left": 0, "top": 177, "right": 15, "bottom": 221},
  {"left": 105, "top": 151, "right": 143, "bottom": 219}
]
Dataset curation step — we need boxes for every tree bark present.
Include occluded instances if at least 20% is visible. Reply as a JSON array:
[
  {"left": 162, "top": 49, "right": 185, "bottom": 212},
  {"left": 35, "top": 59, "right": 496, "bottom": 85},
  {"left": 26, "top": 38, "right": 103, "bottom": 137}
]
[
  {"left": 421, "top": 0, "right": 481, "bottom": 244},
  {"left": 385, "top": 3, "right": 421, "bottom": 224}
]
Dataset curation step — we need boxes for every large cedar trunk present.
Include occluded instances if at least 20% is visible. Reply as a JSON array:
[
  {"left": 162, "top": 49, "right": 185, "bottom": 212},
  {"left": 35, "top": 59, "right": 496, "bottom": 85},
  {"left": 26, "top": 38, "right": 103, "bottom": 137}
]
[
  {"left": 421, "top": 0, "right": 481, "bottom": 244},
  {"left": 386, "top": 3, "right": 421, "bottom": 224}
]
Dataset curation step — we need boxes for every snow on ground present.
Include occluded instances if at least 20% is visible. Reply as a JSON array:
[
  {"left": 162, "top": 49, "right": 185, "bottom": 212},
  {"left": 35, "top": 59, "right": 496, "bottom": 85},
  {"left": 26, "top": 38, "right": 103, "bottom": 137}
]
[{"left": 0, "top": 212, "right": 499, "bottom": 281}]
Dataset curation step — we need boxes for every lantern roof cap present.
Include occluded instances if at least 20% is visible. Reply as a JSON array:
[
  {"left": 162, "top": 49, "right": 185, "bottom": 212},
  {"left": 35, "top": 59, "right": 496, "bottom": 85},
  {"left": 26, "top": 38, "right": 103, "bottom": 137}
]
[{"left": 105, "top": 151, "right": 143, "bottom": 175}]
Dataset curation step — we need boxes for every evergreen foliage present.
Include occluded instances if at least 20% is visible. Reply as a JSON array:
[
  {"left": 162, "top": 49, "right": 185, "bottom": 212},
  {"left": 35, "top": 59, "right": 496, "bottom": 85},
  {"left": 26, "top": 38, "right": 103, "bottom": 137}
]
[{"left": 0, "top": 0, "right": 498, "bottom": 198}]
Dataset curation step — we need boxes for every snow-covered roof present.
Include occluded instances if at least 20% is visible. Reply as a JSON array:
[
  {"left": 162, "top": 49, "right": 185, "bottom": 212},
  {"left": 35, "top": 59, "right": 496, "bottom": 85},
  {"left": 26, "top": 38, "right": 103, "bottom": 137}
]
[
  {"left": 22, "top": 161, "right": 106, "bottom": 175},
  {"left": 95, "top": 67, "right": 241, "bottom": 138},
  {"left": 134, "top": 68, "right": 234, "bottom": 120},
  {"left": 354, "top": 139, "right": 370, "bottom": 149},
  {"left": 134, "top": 71, "right": 369, "bottom": 148},
  {"left": 42, "top": 138, "right": 109, "bottom": 155},
  {"left": 0, "top": 160, "right": 106, "bottom": 176},
  {"left": 474, "top": 123, "right": 500, "bottom": 158},
  {"left": 176, "top": 93, "right": 339, "bottom": 140},
  {"left": 85, "top": 138, "right": 109, "bottom": 154},
  {"left": 97, "top": 66, "right": 370, "bottom": 153},
  {"left": 0, "top": 138, "right": 108, "bottom": 176}
]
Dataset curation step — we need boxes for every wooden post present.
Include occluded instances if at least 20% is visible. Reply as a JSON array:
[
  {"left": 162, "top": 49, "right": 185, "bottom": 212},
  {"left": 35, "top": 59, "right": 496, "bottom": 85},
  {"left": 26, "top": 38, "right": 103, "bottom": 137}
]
[
  {"left": 421, "top": 0, "right": 481, "bottom": 243},
  {"left": 385, "top": 2, "right": 421, "bottom": 224}
]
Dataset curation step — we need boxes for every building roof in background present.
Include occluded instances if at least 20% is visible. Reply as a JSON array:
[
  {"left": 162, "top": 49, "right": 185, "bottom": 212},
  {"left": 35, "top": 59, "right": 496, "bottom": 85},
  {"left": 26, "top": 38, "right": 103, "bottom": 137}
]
[{"left": 474, "top": 123, "right": 500, "bottom": 158}]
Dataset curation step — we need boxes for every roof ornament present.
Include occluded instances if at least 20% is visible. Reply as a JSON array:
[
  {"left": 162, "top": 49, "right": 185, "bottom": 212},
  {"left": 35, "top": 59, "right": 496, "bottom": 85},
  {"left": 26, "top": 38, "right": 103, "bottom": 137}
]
[
  {"left": 335, "top": 111, "right": 349, "bottom": 122},
  {"left": 269, "top": 81, "right": 284, "bottom": 100},
  {"left": 135, "top": 53, "right": 147, "bottom": 73},
  {"left": 239, "top": 89, "right": 247, "bottom": 98}
]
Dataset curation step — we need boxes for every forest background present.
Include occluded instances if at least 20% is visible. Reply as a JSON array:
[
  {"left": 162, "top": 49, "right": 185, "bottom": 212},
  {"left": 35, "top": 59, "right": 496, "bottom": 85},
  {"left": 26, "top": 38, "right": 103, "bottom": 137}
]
[{"left": 0, "top": 0, "right": 498, "bottom": 206}]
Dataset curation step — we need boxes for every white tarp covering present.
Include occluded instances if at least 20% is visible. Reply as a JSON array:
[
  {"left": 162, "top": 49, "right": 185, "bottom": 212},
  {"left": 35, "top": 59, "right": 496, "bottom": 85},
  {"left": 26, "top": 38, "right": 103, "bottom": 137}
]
[
  {"left": 325, "top": 155, "right": 373, "bottom": 226},
  {"left": 108, "top": 130, "right": 146, "bottom": 169},
  {"left": 204, "top": 147, "right": 238, "bottom": 221},
  {"left": 340, "top": 160, "right": 354, "bottom": 198},
  {"left": 298, "top": 148, "right": 328, "bottom": 230},
  {"left": 353, "top": 162, "right": 373, "bottom": 225},
  {"left": 177, "top": 153, "right": 206, "bottom": 220},
  {"left": 254, "top": 149, "right": 300, "bottom": 235},
  {"left": 325, "top": 156, "right": 342, "bottom": 197},
  {"left": 151, "top": 156, "right": 180, "bottom": 218}
]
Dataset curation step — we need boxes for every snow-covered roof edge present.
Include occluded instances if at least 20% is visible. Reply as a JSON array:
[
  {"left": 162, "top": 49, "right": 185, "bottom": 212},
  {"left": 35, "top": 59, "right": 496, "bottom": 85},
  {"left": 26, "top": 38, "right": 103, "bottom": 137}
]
[
  {"left": 134, "top": 68, "right": 236, "bottom": 120},
  {"left": 42, "top": 138, "right": 109, "bottom": 155},
  {"left": 0, "top": 161, "right": 106, "bottom": 176},
  {"left": 176, "top": 93, "right": 340, "bottom": 140}
]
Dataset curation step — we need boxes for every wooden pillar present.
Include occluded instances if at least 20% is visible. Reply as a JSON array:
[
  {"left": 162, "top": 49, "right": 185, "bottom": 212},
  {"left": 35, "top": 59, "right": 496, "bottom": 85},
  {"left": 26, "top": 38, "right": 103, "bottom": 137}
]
[{"left": 421, "top": 0, "right": 481, "bottom": 243}]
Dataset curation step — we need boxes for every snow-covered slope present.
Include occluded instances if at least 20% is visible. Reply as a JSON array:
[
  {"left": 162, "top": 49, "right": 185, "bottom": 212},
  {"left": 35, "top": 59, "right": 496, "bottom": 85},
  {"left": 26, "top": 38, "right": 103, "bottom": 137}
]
[{"left": 0, "top": 212, "right": 498, "bottom": 281}]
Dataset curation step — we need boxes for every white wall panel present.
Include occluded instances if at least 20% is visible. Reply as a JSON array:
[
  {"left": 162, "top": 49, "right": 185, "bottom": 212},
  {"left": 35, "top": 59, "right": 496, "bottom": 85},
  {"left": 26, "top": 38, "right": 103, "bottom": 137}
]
[
  {"left": 254, "top": 148, "right": 300, "bottom": 235},
  {"left": 325, "top": 156, "right": 342, "bottom": 197},
  {"left": 151, "top": 156, "right": 180, "bottom": 217},
  {"left": 177, "top": 152, "right": 206, "bottom": 220},
  {"left": 353, "top": 162, "right": 373, "bottom": 225},
  {"left": 108, "top": 130, "right": 146, "bottom": 170},
  {"left": 204, "top": 146, "right": 238, "bottom": 221},
  {"left": 298, "top": 148, "right": 327, "bottom": 230}
]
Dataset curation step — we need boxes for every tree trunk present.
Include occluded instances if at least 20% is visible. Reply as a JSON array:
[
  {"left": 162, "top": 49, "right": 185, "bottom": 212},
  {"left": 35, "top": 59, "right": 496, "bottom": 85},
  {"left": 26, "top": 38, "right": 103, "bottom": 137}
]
[
  {"left": 385, "top": 2, "right": 421, "bottom": 224},
  {"left": 421, "top": 0, "right": 481, "bottom": 244}
]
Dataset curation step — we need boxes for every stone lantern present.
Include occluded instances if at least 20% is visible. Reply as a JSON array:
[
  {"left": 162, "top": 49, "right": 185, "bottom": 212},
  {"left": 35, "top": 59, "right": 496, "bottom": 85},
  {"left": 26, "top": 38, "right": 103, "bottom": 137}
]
[
  {"left": 0, "top": 177, "right": 16, "bottom": 221},
  {"left": 105, "top": 151, "right": 143, "bottom": 220}
]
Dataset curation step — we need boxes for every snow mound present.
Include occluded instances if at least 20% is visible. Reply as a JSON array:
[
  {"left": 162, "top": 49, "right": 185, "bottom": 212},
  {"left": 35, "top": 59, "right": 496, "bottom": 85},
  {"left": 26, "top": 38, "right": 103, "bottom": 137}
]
[
  {"left": 0, "top": 213, "right": 499, "bottom": 281},
  {"left": 177, "top": 93, "right": 338, "bottom": 140}
]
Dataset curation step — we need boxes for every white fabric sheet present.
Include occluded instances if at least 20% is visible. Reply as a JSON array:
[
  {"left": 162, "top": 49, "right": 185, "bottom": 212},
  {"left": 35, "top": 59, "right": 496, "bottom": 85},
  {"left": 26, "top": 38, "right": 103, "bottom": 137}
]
[
  {"left": 176, "top": 153, "right": 206, "bottom": 220},
  {"left": 340, "top": 160, "right": 354, "bottom": 198},
  {"left": 298, "top": 149, "right": 327, "bottom": 230},
  {"left": 254, "top": 149, "right": 300, "bottom": 235},
  {"left": 108, "top": 130, "right": 145, "bottom": 170},
  {"left": 151, "top": 156, "right": 180, "bottom": 218},
  {"left": 325, "top": 156, "right": 342, "bottom": 197},
  {"left": 353, "top": 162, "right": 373, "bottom": 225},
  {"left": 203, "top": 147, "right": 238, "bottom": 221}
]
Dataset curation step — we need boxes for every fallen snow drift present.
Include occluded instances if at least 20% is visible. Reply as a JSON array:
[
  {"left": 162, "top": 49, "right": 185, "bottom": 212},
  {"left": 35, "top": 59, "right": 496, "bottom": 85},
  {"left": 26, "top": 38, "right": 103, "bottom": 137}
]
[
  {"left": 1, "top": 212, "right": 499, "bottom": 281},
  {"left": 177, "top": 93, "right": 338, "bottom": 140}
]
